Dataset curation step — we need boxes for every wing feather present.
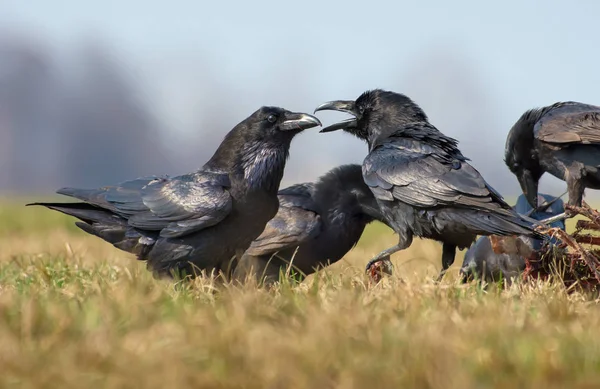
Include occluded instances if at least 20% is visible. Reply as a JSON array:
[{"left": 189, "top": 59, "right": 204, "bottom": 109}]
[
  {"left": 244, "top": 183, "right": 321, "bottom": 256},
  {"left": 60, "top": 172, "right": 233, "bottom": 239},
  {"left": 535, "top": 105, "right": 600, "bottom": 145},
  {"left": 364, "top": 139, "right": 512, "bottom": 214},
  {"left": 127, "top": 172, "right": 232, "bottom": 238}
]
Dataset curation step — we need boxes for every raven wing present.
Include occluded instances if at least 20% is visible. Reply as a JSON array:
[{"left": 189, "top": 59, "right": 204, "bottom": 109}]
[
  {"left": 58, "top": 171, "right": 233, "bottom": 239},
  {"left": 244, "top": 183, "right": 322, "bottom": 256},
  {"left": 362, "top": 138, "right": 513, "bottom": 213},
  {"left": 535, "top": 104, "right": 600, "bottom": 145}
]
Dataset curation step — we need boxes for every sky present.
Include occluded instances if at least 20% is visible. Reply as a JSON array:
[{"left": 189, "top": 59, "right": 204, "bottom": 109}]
[{"left": 1, "top": 0, "right": 599, "bottom": 199}]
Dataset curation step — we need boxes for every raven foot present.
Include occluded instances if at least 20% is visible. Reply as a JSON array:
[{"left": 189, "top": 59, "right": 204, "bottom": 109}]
[
  {"left": 366, "top": 256, "right": 393, "bottom": 283},
  {"left": 365, "top": 240, "right": 411, "bottom": 282}
]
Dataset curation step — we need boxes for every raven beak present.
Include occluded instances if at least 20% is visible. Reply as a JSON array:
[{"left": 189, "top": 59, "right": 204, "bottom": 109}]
[
  {"left": 517, "top": 170, "right": 539, "bottom": 208},
  {"left": 280, "top": 112, "right": 322, "bottom": 131},
  {"left": 319, "top": 118, "right": 358, "bottom": 133},
  {"left": 314, "top": 100, "right": 358, "bottom": 133},
  {"left": 314, "top": 100, "right": 356, "bottom": 115}
]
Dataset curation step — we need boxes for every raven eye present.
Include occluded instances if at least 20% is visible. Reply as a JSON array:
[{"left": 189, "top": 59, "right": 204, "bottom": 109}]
[{"left": 267, "top": 114, "right": 277, "bottom": 123}]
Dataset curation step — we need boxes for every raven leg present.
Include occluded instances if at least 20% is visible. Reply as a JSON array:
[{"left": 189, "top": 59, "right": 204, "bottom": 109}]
[
  {"left": 566, "top": 168, "right": 585, "bottom": 207},
  {"left": 436, "top": 243, "right": 456, "bottom": 281},
  {"left": 365, "top": 232, "right": 413, "bottom": 276}
]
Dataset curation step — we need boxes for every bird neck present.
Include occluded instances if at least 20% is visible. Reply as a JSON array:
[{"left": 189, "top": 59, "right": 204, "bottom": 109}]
[
  {"left": 507, "top": 110, "right": 538, "bottom": 163},
  {"left": 203, "top": 128, "right": 291, "bottom": 193},
  {"left": 234, "top": 140, "right": 289, "bottom": 193}
]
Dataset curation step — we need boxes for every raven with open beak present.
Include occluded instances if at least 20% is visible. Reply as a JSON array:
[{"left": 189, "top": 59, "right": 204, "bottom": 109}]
[{"left": 315, "top": 89, "right": 546, "bottom": 281}]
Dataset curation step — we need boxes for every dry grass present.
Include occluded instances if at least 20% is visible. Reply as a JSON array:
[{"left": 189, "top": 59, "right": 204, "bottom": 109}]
[{"left": 0, "top": 199, "right": 599, "bottom": 388}]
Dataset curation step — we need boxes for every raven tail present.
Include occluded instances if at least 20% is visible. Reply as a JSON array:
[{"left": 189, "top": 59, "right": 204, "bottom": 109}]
[{"left": 27, "top": 202, "right": 156, "bottom": 259}]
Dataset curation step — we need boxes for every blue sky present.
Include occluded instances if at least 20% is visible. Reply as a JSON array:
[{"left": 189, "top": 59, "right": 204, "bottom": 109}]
[{"left": 2, "top": 0, "right": 599, "bottom": 198}]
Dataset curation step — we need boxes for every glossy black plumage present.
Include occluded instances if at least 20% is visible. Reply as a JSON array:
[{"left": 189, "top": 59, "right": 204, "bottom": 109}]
[
  {"left": 460, "top": 193, "right": 566, "bottom": 284},
  {"left": 315, "top": 89, "right": 542, "bottom": 279},
  {"left": 232, "top": 164, "right": 384, "bottom": 285},
  {"left": 28, "top": 107, "right": 321, "bottom": 279},
  {"left": 505, "top": 101, "right": 600, "bottom": 207}
]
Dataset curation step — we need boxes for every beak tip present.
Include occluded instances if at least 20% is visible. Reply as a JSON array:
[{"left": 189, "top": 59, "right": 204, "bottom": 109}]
[
  {"left": 319, "top": 127, "right": 340, "bottom": 134},
  {"left": 313, "top": 105, "right": 328, "bottom": 114},
  {"left": 308, "top": 119, "right": 322, "bottom": 129}
]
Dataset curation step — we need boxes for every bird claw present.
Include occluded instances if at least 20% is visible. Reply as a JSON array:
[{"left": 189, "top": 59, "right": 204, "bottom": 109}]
[{"left": 366, "top": 258, "right": 394, "bottom": 283}]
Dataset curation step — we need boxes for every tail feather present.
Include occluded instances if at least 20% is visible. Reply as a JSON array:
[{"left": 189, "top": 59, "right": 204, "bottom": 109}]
[
  {"left": 57, "top": 187, "right": 103, "bottom": 200},
  {"left": 55, "top": 187, "right": 117, "bottom": 210},
  {"left": 75, "top": 221, "right": 155, "bottom": 258},
  {"left": 500, "top": 213, "right": 546, "bottom": 240},
  {"left": 28, "top": 201, "right": 156, "bottom": 259},
  {"left": 440, "top": 209, "right": 545, "bottom": 240},
  {"left": 27, "top": 202, "right": 121, "bottom": 225},
  {"left": 75, "top": 220, "right": 127, "bottom": 244},
  {"left": 57, "top": 180, "right": 151, "bottom": 215}
]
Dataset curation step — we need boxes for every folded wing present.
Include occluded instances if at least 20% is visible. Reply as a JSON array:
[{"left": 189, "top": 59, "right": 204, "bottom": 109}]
[
  {"left": 244, "top": 183, "right": 321, "bottom": 256},
  {"left": 58, "top": 171, "right": 233, "bottom": 239},
  {"left": 362, "top": 139, "right": 512, "bottom": 214},
  {"left": 535, "top": 105, "right": 600, "bottom": 145}
]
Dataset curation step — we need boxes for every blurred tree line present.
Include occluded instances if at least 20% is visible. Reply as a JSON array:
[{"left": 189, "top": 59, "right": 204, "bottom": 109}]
[{"left": 0, "top": 35, "right": 174, "bottom": 193}]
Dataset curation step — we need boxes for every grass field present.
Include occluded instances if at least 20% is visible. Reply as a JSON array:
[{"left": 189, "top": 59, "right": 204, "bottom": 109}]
[{"left": 1, "top": 198, "right": 600, "bottom": 388}]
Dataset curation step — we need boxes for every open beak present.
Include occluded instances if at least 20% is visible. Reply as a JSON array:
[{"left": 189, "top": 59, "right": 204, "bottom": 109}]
[
  {"left": 517, "top": 169, "right": 539, "bottom": 208},
  {"left": 280, "top": 112, "right": 322, "bottom": 131},
  {"left": 314, "top": 100, "right": 358, "bottom": 133}
]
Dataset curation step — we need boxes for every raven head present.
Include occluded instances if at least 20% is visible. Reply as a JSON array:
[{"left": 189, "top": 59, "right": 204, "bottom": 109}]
[
  {"left": 244, "top": 107, "right": 322, "bottom": 142},
  {"left": 206, "top": 107, "right": 321, "bottom": 190},
  {"left": 314, "top": 89, "right": 428, "bottom": 142},
  {"left": 504, "top": 111, "right": 543, "bottom": 208}
]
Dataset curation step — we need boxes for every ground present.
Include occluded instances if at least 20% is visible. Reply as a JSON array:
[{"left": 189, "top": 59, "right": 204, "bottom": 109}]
[{"left": 0, "top": 198, "right": 599, "bottom": 388}]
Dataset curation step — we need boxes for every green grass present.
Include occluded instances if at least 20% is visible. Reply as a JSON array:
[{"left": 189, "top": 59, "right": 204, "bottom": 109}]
[{"left": 0, "top": 200, "right": 599, "bottom": 388}]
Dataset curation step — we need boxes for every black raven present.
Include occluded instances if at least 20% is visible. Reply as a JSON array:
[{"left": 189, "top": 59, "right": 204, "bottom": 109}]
[
  {"left": 460, "top": 193, "right": 566, "bottom": 284},
  {"left": 28, "top": 107, "right": 321, "bottom": 279},
  {"left": 314, "top": 89, "right": 543, "bottom": 279},
  {"left": 232, "top": 164, "right": 385, "bottom": 285},
  {"left": 505, "top": 101, "right": 600, "bottom": 208}
]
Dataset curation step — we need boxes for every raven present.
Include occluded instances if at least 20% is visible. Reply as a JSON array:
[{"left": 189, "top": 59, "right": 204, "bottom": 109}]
[
  {"left": 29, "top": 107, "right": 321, "bottom": 279},
  {"left": 505, "top": 101, "right": 600, "bottom": 208},
  {"left": 315, "top": 89, "right": 543, "bottom": 280},
  {"left": 460, "top": 193, "right": 566, "bottom": 284},
  {"left": 232, "top": 164, "right": 385, "bottom": 285}
]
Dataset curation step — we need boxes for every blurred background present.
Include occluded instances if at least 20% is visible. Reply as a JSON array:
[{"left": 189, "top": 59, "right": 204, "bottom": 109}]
[{"left": 1, "top": 0, "right": 599, "bottom": 201}]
